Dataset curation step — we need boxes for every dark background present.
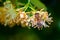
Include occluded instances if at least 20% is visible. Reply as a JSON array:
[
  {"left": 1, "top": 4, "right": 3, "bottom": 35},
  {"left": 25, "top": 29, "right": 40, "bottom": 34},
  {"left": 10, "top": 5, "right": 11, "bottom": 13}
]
[{"left": 0, "top": 0, "right": 60, "bottom": 40}]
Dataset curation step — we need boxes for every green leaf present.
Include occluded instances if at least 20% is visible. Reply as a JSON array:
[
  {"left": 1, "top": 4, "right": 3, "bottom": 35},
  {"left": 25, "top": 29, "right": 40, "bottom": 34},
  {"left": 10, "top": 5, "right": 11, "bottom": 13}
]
[{"left": 30, "top": 0, "right": 47, "bottom": 10}]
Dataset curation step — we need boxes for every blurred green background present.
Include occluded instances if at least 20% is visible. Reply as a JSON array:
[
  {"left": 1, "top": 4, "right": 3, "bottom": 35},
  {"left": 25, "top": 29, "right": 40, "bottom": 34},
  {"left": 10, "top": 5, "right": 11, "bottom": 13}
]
[{"left": 0, "top": 0, "right": 60, "bottom": 40}]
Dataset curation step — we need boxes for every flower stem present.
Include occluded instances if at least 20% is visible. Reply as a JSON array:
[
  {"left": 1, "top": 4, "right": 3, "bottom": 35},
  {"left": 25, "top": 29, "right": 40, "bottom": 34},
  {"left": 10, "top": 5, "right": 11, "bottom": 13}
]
[
  {"left": 24, "top": 0, "right": 36, "bottom": 11},
  {"left": 24, "top": 0, "right": 30, "bottom": 11},
  {"left": 29, "top": 4, "right": 36, "bottom": 11}
]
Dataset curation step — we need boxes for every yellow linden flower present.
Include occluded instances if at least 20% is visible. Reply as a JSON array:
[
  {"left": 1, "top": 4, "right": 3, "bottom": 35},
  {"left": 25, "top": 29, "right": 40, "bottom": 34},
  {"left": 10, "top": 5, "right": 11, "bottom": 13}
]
[
  {"left": 0, "top": 1, "right": 53, "bottom": 30},
  {"left": 28, "top": 10, "right": 52, "bottom": 30}
]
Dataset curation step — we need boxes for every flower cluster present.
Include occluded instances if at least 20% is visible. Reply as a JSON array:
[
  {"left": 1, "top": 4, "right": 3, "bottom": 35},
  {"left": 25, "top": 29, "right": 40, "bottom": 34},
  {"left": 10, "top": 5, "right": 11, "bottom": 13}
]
[
  {"left": 28, "top": 9, "right": 53, "bottom": 29},
  {"left": 0, "top": 1, "right": 53, "bottom": 29}
]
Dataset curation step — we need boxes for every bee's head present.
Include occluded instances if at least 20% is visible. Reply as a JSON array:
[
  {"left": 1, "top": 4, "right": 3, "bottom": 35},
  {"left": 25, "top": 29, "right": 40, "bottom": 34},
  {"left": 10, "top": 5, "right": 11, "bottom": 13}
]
[{"left": 35, "top": 13, "right": 40, "bottom": 18}]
